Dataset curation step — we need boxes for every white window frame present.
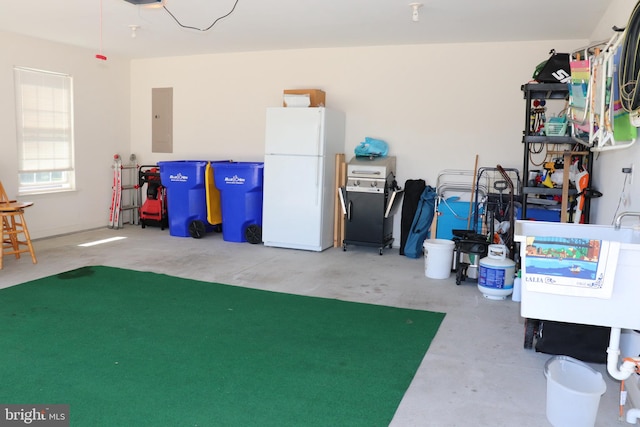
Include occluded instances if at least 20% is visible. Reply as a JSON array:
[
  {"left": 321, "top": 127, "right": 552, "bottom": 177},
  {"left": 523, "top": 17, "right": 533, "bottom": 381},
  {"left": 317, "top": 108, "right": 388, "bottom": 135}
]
[{"left": 14, "top": 66, "right": 76, "bottom": 195}]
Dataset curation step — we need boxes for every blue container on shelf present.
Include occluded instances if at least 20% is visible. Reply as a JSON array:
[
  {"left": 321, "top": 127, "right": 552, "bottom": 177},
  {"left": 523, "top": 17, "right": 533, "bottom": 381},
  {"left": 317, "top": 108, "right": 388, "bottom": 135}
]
[
  {"left": 158, "top": 160, "right": 229, "bottom": 238},
  {"left": 213, "top": 162, "right": 264, "bottom": 243}
]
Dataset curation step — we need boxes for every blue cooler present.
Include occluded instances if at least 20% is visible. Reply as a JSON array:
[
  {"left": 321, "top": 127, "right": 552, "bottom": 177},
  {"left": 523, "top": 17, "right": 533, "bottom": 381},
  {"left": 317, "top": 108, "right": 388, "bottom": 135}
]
[{"left": 213, "top": 162, "right": 264, "bottom": 243}]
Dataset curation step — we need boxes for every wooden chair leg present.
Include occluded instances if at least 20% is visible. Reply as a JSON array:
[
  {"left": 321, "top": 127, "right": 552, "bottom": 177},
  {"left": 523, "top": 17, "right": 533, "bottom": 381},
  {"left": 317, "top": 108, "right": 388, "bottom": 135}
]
[
  {"left": 18, "top": 212, "right": 37, "bottom": 264},
  {"left": 1, "top": 211, "right": 37, "bottom": 268},
  {"left": 0, "top": 217, "right": 4, "bottom": 270},
  {"left": 1, "top": 216, "right": 11, "bottom": 269},
  {"left": 6, "top": 215, "right": 21, "bottom": 259}
]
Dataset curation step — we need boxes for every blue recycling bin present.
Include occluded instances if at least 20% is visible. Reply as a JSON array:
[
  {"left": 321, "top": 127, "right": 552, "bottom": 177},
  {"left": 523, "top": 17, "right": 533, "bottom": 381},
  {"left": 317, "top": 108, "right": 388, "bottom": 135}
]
[
  {"left": 213, "top": 162, "right": 264, "bottom": 243},
  {"left": 158, "top": 160, "right": 228, "bottom": 238}
]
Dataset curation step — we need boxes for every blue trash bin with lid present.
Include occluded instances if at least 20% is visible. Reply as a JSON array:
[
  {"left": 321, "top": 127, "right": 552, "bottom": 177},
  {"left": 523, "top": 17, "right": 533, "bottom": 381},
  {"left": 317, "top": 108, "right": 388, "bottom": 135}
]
[
  {"left": 158, "top": 160, "right": 227, "bottom": 238},
  {"left": 213, "top": 162, "right": 264, "bottom": 243}
]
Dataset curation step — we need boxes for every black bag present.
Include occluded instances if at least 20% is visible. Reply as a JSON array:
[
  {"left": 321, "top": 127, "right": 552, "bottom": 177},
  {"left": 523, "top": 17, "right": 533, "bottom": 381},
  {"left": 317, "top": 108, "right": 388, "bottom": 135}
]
[
  {"left": 399, "top": 179, "right": 426, "bottom": 255},
  {"left": 535, "top": 321, "right": 611, "bottom": 364},
  {"left": 533, "top": 50, "right": 571, "bottom": 83}
]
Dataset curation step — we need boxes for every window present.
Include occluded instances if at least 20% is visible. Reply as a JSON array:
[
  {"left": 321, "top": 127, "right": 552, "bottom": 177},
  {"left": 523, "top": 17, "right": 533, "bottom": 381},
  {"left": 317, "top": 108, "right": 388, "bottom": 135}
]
[{"left": 14, "top": 67, "right": 75, "bottom": 195}]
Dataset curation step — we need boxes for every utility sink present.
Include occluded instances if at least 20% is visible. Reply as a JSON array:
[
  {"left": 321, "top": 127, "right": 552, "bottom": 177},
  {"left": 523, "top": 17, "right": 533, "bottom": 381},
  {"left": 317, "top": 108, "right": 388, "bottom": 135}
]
[{"left": 514, "top": 219, "right": 640, "bottom": 330}]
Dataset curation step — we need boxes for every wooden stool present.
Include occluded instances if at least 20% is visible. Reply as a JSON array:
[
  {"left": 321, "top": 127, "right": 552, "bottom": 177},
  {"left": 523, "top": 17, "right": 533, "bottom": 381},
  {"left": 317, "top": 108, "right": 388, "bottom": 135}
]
[
  {"left": 0, "top": 181, "right": 37, "bottom": 270},
  {"left": 1, "top": 202, "right": 37, "bottom": 269}
]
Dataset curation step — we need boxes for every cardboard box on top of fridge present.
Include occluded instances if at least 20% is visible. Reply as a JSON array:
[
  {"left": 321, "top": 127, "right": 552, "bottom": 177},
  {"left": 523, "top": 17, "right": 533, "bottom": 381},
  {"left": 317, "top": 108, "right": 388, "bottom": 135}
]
[{"left": 283, "top": 89, "right": 325, "bottom": 107}]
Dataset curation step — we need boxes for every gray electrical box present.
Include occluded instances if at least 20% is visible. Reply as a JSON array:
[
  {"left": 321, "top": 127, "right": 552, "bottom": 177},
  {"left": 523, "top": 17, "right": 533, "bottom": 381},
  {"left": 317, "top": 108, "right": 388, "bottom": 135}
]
[{"left": 152, "top": 87, "right": 173, "bottom": 153}]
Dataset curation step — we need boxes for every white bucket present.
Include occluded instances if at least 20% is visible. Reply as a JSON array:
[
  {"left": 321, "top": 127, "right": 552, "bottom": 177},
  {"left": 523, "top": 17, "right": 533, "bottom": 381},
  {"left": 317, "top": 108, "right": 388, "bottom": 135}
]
[
  {"left": 544, "top": 356, "right": 606, "bottom": 427},
  {"left": 423, "top": 239, "right": 455, "bottom": 279}
]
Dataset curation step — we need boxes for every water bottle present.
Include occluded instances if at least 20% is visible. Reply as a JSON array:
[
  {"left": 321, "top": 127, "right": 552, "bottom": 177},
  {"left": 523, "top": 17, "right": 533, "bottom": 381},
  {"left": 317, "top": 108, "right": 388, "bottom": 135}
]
[{"left": 512, "top": 270, "right": 522, "bottom": 302}]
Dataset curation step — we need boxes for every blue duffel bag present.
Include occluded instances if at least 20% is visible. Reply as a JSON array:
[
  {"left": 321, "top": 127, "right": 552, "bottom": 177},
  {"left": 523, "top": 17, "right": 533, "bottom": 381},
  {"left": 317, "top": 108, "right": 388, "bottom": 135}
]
[{"left": 404, "top": 185, "right": 437, "bottom": 259}]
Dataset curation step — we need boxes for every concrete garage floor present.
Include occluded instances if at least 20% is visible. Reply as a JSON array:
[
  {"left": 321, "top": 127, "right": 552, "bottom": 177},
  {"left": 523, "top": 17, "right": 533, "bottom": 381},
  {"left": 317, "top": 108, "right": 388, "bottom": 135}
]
[{"left": 1, "top": 226, "right": 631, "bottom": 426}]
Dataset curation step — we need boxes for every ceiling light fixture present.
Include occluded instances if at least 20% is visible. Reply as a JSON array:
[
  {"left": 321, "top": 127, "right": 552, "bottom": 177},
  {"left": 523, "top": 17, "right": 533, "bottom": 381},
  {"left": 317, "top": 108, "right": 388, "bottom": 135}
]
[
  {"left": 129, "top": 24, "right": 140, "bottom": 38},
  {"left": 124, "top": 0, "right": 163, "bottom": 5},
  {"left": 409, "top": 2, "right": 423, "bottom": 22},
  {"left": 144, "top": 0, "right": 166, "bottom": 9}
]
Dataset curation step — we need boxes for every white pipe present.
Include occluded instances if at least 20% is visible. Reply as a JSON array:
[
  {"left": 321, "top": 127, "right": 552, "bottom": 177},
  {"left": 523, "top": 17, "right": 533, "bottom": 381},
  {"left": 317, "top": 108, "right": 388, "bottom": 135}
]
[
  {"left": 626, "top": 408, "right": 640, "bottom": 424},
  {"left": 607, "top": 328, "right": 638, "bottom": 381},
  {"left": 591, "top": 139, "right": 637, "bottom": 152}
]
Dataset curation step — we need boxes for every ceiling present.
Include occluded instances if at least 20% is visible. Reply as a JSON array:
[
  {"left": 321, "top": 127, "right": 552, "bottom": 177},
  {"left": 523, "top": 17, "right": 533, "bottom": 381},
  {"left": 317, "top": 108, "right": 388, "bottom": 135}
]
[{"left": 0, "top": 0, "right": 615, "bottom": 59}]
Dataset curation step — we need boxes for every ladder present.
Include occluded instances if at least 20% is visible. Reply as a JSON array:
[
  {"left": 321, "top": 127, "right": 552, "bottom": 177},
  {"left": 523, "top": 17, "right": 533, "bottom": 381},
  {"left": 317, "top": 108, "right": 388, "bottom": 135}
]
[{"left": 109, "top": 154, "right": 139, "bottom": 229}]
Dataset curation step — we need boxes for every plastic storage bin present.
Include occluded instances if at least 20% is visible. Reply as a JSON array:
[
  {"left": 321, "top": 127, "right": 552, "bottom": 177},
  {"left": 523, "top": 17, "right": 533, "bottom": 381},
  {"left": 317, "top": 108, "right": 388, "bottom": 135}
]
[
  {"left": 544, "top": 116, "right": 568, "bottom": 136},
  {"left": 158, "top": 160, "right": 227, "bottom": 238},
  {"left": 213, "top": 162, "right": 264, "bottom": 243},
  {"left": 435, "top": 200, "right": 483, "bottom": 240},
  {"left": 527, "top": 207, "right": 561, "bottom": 222}
]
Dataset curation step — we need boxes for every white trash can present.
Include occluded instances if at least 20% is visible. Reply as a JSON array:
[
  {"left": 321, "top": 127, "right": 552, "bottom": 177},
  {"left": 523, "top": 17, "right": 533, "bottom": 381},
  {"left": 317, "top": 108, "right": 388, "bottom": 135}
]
[
  {"left": 423, "top": 239, "right": 455, "bottom": 279},
  {"left": 544, "top": 355, "right": 606, "bottom": 427}
]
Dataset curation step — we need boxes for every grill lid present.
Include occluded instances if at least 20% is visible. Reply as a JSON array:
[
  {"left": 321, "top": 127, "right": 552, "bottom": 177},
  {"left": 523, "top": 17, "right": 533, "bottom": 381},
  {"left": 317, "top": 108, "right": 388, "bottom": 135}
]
[{"left": 347, "top": 156, "right": 396, "bottom": 179}]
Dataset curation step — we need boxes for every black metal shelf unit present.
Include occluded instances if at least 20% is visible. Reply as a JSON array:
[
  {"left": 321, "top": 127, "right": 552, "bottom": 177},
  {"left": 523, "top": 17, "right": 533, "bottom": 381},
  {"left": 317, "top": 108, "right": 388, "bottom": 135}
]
[{"left": 520, "top": 83, "right": 594, "bottom": 223}]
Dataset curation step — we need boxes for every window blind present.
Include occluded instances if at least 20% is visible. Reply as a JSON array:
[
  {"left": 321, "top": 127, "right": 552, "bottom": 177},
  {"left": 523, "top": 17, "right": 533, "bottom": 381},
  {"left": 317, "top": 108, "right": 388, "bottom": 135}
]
[{"left": 14, "top": 67, "right": 74, "bottom": 173}]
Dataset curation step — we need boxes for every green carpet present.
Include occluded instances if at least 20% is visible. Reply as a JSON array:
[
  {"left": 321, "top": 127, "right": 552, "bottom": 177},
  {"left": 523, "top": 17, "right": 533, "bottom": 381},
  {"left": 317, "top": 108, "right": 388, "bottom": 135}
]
[{"left": 0, "top": 266, "right": 445, "bottom": 426}]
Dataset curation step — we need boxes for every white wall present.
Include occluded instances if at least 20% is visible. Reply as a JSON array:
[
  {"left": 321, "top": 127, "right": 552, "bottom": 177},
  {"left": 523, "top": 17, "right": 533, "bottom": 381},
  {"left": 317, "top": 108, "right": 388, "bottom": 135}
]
[
  {"left": 130, "top": 40, "right": 582, "bottom": 241},
  {"left": 0, "top": 31, "right": 131, "bottom": 239},
  {"left": 588, "top": 0, "right": 640, "bottom": 226},
  {"left": 132, "top": 41, "right": 585, "bottom": 179}
]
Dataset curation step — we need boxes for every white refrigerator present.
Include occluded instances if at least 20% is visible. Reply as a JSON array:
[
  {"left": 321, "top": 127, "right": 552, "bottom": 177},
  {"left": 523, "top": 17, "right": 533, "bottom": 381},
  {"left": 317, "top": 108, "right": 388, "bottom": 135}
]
[{"left": 262, "top": 107, "right": 345, "bottom": 251}]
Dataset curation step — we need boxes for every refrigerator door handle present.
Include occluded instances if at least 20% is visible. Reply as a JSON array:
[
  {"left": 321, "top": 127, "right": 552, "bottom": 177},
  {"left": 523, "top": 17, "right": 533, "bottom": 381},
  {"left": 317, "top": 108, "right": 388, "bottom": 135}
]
[
  {"left": 316, "top": 155, "right": 322, "bottom": 206},
  {"left": 315, "top": 121, "right": 322, "bottom": 206},
  {"left": 316, "top": 128, "right": 321, "bottom": 154}
]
